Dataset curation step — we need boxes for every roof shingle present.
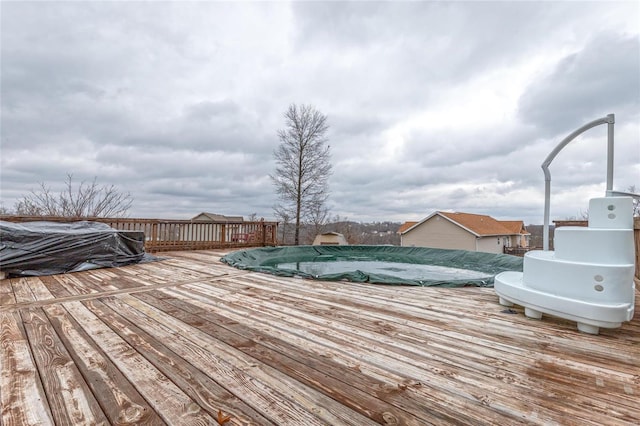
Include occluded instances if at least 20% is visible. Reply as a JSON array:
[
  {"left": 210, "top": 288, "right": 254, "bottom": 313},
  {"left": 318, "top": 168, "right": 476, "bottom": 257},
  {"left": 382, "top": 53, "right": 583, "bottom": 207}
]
[{"left": 439, "top": 212, "right": 515, "bottom": 236}]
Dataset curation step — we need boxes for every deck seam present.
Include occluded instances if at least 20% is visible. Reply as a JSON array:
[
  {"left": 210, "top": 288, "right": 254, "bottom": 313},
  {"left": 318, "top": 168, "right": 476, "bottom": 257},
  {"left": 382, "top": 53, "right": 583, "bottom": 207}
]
[{"left": 0, "top": 271, "right": 252, "bottom": 312}]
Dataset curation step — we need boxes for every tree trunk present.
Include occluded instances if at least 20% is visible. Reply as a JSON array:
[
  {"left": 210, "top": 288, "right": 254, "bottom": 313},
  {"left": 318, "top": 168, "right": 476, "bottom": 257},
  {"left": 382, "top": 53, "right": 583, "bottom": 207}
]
[{"left": 295, "top": 150, "right": 303, "bottom": 245}]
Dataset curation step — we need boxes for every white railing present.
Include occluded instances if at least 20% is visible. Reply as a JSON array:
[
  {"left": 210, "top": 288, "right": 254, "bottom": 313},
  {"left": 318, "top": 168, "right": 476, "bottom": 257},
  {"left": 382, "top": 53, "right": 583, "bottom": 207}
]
[{"left": 541, "top": 114, "right": 615, "bottom": 251}]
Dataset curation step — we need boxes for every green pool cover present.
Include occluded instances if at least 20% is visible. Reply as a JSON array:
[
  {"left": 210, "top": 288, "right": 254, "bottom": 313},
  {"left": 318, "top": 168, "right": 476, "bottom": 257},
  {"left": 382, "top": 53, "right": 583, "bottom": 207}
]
[{"left": 221, "top": 245, "right": 523, "bottom": 287}]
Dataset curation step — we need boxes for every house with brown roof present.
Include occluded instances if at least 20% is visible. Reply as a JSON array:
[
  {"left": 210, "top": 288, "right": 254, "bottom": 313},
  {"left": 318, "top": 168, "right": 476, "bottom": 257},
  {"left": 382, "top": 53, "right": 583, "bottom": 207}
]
[{"left": 399, "top": 211, "right": 530, "bottom": 254}]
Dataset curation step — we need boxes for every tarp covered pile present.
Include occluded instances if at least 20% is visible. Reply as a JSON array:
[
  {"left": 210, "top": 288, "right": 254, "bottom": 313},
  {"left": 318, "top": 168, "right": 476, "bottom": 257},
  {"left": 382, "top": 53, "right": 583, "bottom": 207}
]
[{"left": 0, "top": 220, "right": 151, "bottom": 278}]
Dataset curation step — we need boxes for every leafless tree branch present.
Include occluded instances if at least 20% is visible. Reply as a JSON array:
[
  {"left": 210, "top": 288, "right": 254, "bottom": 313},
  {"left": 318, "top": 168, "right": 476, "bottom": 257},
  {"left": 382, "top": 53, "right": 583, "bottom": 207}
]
[
  {"left": 270, "top": 104, "right": 332, "bottom": 244},
  {"left": 14, "top": 174, "right": 132, "bottom": 218}
]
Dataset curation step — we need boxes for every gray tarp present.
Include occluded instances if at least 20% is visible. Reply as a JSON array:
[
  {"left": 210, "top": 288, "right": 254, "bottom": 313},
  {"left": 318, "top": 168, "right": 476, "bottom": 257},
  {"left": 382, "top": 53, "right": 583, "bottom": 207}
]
[{"left": 0, "top": 220, "right": 152, "bottom": 277}]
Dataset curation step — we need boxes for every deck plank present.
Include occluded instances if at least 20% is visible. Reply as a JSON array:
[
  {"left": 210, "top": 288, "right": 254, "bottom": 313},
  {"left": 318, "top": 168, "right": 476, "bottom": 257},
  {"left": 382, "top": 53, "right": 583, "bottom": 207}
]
[
  {"left": 0, "top": 310, "right": 54, "bottom": 426},
  {"left": 0, "top": 277, "right": 17, "bottom": 306},
  {"left": 42, "top": 303, "right": 164, "bottom": 425},
  {"left": 129, "top": 291, "right": 426, "bottom": 425},
  {"left": 136, "top": 288, "right": 505, "bottom": 424},
  {"left": 206, "top": 275, "right": 639, "bottom": 417},
  {"left": 83, "top": 297, "right": 278, "bottom": 425},
  {"left": 227, "top": 273, "right": 640, "bottom": 371},
  {"left": 253, "top": 288, "right": 636, "bottom": 421},
  {"left": 61, "top": 300, "right": 216, "bottom": 425},
  {"left": 162, "top": 282, "right": 598, "bottom": 424},
  {"left": 11, "top": 278, "right": 39, "bottom": 305},
  {"left": 2, "top": 250, "right": 639, "bottom": 425},
  {"left": 20, "top": 308, "right": 108, "bottom": 425},
  {"left": 104, "top": 293, "right": 378, "bottom": 426}
]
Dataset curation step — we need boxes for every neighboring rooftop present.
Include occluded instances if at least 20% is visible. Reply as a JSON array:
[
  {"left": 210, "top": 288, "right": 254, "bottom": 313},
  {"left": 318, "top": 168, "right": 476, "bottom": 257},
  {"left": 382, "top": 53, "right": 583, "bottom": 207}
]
[
  {"left": 2, "top": 250, "right": 638, "bottom": 424},
  {"left": 192, "top": 212, "right": 244, "bottom": 222},
  {"left": 401, "top": 212, "right": 529, "bottom": 236},
  {"left": 498, "top": 220, "right": 530, "bottom": 235},
  {"left": 397, "top": 221, "right": 418, "bottom": 234}
]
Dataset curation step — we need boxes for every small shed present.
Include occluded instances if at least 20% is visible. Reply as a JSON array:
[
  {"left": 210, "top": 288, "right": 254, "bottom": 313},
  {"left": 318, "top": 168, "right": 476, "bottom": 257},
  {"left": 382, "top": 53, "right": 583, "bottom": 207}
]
[{"left": 312, "top": 232, "right": 348, "bottom": 246}]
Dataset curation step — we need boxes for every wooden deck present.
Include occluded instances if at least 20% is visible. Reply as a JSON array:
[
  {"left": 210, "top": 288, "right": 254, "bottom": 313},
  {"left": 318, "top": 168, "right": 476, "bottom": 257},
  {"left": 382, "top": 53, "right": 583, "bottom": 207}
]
[{"left": 2, "top": 250, "right": 639, "bottom": 425}]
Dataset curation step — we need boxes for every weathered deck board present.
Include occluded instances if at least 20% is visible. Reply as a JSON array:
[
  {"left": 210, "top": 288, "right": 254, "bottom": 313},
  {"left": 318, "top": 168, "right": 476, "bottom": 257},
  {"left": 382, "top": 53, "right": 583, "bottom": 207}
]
[
  {"left": 81, "top": 298, "right": 276, "bottom": 425},
  {"left": 128, "top": 291, "right": 432, "bottom": 425},
  {"left": 100, "top": 294, "right": 377, "bottom": 426},
  {"left": 163, "top": 281, "right": 634, "bottom": 424},
  {"left": 137, "top": 288, "right": 517, "bottom": 424},
  {"left": 2, "top": 250, "right": 639, "bottom": 425},
  {"left": 1, "top": 310, "right": 54, "bottom": 426},
  {"left": 0, "top": 277, "right": 17, "bottom": 306},
  {"left": 62, "top": 299, "right": 217, "bottom": 425},
  {"left": 42, "top": 303, "right": 163, "bottom": 425},
  {"left": 20, "top": 308, "right": 109, "bottom": 425}
]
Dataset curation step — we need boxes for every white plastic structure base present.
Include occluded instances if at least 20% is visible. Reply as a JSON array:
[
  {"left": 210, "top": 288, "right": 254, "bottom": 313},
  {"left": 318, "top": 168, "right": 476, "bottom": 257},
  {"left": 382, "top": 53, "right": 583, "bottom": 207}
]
[
  {"left": 495, "top": 270, "right": 634, "bottom": 334},
  {"left": 495, "top": 196, "right": 636, "bottom": 335},
  {"left": 577, "top": 323, "right": 600, "bottom": 335},
  {"left": 499, "top": 297, "right": 513, "bottom": 307},
  {"left": 524, "top": 307, "right": 542, "bottom": 320}
]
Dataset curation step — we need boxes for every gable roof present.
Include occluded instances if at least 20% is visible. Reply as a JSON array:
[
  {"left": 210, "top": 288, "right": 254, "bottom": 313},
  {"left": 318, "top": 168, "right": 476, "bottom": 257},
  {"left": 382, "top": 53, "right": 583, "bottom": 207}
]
[
  {"left": 439, "top": 212, "right": 512, "bottom": 236},
  {"left": 397, "top": 221, "right": 418, "bottom": 234},
  {"left": 498, "top": 220, "right": 530, "bottom": 235},
  {"left": 192, "top": 212, "right": 244, "bottom": 222},
  {"left": 401, "top": 211, "right": 527, "bottom": 237}
]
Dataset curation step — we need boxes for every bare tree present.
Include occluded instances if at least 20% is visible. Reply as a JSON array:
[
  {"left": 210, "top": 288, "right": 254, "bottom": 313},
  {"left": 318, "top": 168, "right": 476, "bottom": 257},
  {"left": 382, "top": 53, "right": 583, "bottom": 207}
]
[
  {"left": 14, "top": 174, "right": 132, "bottom": 218},
  {"left": 271, "top": 104, "right": 332, "bottom": 245},
  {"left": 0, "top": 202, "right": 11, "bottom": 215},
  {"left": 273, "top": 206, "right": 291, "bottom": 245},
  {"left": 330, "top": 215, "right": 360, "bottom": 244},
  {"left": 307, "top": 202, "right": 330, "bottom": 244}
]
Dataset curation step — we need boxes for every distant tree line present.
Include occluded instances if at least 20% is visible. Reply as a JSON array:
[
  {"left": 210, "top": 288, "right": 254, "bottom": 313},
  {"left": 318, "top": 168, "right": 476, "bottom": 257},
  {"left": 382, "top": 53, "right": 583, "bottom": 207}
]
[{"left": 277, "top": 218, "right": 402, "bottom": 246}]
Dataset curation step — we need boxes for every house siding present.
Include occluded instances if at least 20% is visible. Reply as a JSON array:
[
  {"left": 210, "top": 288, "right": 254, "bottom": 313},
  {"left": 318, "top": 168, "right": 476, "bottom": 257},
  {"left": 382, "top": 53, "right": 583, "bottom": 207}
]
[
  {"left": 401, "top": 216, "right": 475, "bottom": 250},
  {"left": 476, "top": 235, "right": 505, "bottom": 254}
]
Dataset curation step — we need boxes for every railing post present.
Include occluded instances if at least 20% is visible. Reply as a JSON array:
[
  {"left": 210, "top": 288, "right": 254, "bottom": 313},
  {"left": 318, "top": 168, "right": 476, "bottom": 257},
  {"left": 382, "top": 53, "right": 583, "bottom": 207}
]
[{"left": 151, "top": 222, "right": 158, "bottom": 251}]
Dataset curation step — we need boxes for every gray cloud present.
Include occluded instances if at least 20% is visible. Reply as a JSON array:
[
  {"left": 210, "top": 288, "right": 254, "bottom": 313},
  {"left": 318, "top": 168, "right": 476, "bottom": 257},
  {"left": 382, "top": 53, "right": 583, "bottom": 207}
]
[
  {"left": 1, "top": 1, "right": 638, "bottom": 225},
  {"left": 518, "top": 33, "right": 640, "bottom": 136}
]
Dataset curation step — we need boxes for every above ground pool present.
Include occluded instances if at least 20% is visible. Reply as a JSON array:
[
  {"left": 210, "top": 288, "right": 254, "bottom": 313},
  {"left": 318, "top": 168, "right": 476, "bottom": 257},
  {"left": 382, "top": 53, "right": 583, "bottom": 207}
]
[{"left": 221, "top": 245, "right": 523, "bottom": 287}]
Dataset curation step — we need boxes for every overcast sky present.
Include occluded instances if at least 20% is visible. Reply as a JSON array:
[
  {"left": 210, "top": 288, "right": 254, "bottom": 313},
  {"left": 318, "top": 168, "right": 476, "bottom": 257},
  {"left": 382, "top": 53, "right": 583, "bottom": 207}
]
[{"left": 1, "top": 1, "right": 638, "bottom": 225}]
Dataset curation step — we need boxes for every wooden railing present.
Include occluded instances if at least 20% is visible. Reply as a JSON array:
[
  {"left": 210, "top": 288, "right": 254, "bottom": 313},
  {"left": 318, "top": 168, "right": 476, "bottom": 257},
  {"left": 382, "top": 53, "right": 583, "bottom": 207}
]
[
  {"left": 0, "top": 215, "right": 278, "bottom": 253},
  {"left": 503, "top": 247, "right": 530, "bottom": 257}
]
